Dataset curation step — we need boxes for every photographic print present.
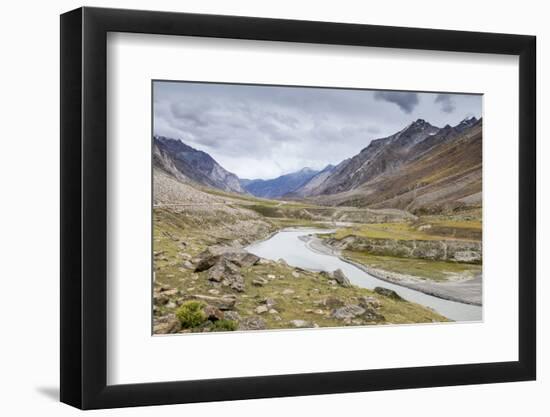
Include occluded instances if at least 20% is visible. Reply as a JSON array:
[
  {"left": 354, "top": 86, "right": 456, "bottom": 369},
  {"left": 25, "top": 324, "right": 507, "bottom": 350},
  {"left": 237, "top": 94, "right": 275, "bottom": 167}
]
[{"left": 152, "top": 81, "right": 482, "bottom": 335}]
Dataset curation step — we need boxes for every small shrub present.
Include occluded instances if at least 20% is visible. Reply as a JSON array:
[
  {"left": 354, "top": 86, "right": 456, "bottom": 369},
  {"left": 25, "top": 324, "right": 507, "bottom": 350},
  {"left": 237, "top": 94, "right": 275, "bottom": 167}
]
[
  {"left": 176, "top": 301, "right": 207, "bottom": 328},
  {"left": 211, "top": 319, "right": 238, "bottom": 332}
]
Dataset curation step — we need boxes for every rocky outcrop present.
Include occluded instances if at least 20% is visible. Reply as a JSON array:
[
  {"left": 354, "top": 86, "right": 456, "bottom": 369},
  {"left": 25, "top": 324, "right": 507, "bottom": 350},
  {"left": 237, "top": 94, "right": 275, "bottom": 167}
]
[
  {"left": 327, "top": 235, "right": 482, "bottom": 264},
  {"left": 195, "top": 247, "right": 260, "bottom": 292},
  {"left": 320, "top": 269, "right": 352, "bottom": 287},
  {"left": 374, "top": 287, "right": 403, "bottom": 301},
  {"left": 332, "top": 269, "right": 352, "bottom": 287},
  {"left": 195, "top": 246, "right": 260, "bottom": 272},
  {"left": 330, "top": 302, "right": 385, "bottom": 323}
]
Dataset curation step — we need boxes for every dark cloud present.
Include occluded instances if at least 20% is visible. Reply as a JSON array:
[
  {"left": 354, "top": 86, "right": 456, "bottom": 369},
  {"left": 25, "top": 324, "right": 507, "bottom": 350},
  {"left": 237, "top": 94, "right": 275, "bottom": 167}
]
[
  {"left": 434, "top": 94, "right": 456, "bottom": 113},
  {"left": 374, "top": 91, "right": 419, "bottom": 114},
  {"left": 154, "top": 82, "right": 481, "bottom": 179}
]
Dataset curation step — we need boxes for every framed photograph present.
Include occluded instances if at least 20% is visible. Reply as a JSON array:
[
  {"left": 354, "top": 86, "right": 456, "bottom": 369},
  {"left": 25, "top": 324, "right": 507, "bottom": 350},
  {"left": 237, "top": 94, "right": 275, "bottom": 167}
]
[{"left": 60, "top": 7, "right": 536, "bottom": 409}]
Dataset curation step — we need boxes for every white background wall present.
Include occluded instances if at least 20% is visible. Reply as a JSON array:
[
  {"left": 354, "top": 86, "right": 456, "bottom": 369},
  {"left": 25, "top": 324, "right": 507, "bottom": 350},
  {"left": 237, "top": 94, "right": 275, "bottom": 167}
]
[{"left": 0, "top": 0, "right": 546, "bottom": 415}]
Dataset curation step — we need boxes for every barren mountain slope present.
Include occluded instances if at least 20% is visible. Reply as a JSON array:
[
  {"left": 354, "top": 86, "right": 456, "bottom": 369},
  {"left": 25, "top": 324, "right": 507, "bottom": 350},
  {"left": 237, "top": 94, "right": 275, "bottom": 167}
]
[
  {"left": 313, "top": 120, "right": 482, "bottom": 213},
  {"left": 154, "top": 136, "right": 245, "bottom": 194}
]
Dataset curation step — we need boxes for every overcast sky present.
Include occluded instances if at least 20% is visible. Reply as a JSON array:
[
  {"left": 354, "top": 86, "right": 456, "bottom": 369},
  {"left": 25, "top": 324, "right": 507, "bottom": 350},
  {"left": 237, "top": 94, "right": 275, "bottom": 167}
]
[{"left": 153, "top": 81, "right": 482, "bottom": 180}]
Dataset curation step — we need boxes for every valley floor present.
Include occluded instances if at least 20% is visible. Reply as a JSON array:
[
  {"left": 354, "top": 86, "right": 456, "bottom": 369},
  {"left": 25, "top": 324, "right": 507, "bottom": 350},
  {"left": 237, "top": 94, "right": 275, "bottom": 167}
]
[{"left": 152, "top": 171, "right": 482, "bottom": 333}]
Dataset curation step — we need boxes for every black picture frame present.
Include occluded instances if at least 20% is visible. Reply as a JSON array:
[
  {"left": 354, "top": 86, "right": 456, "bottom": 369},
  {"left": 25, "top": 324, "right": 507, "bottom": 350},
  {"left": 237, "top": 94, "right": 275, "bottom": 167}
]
[{"left": 60, "top": 6, "right": 536, "bottom": 410}]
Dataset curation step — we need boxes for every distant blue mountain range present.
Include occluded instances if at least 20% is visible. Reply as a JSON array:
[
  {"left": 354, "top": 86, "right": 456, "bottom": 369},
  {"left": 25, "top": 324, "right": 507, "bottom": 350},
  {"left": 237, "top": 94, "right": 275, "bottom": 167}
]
[{"left": 240, "top": 167, "right": 324, "bottom": 198}]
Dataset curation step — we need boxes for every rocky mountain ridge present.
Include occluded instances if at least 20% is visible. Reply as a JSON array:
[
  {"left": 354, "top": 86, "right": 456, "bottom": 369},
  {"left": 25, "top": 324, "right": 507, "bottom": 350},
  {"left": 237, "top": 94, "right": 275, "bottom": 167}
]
[
  {"left": 153, "top": 136, "right": 245, "bottom": 194},
  {"left": 154, "top": 116, "right": 481, "bottom": 213}
]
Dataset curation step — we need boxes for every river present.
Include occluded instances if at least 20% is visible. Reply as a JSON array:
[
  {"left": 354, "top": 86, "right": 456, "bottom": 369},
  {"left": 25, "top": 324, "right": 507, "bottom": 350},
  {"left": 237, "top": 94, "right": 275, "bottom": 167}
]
[{"left": 246, "top": 228, "right": 482, "bottom": 322}]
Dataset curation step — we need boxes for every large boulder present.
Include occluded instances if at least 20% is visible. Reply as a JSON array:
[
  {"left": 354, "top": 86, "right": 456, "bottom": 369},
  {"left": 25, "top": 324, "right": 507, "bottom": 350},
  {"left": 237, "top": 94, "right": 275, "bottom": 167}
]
[
  {"left": 332, "top": 269, "right": 351, "bottom": 287},
  {"left": 374, "top": 287, "right": 403, "bottom": 301},
  {"left": 202, "top": 257, "right": 245, "bottom": 292},
  {"left": 195, "top": 246, "right": 260, "bottom": 272},
  {"left": 207, "top": 258, "right": 240, "bottom": 282},
  {"left": 194, "top": 256, "right": 220, "bottom": 272},
  {"left": 231, "top": 253, "right": 260, "bottom": 268}
]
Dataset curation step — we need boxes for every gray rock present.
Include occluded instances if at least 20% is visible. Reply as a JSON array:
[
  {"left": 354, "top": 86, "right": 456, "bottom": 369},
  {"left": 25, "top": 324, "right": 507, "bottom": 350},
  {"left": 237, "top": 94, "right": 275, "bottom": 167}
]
[
  {"left": 255, "top": 305, "right": 268, "bottom": 314},
  {"left": 196, "top": 247, "right": 261, "bottom": 271},
  {"left": 289, "top": 319, "right": 314, "bottom": 328},
  {"left": 331, "top": 304, "right": 366, "bottom": 320},
  {"left": 223, "top": 274, "right": 245, "bottom": 292},
  {"left": 191, "top": 294, "right": 236, "bottom": 310},
  {"left": 153, "top": 293, "right": 170, "bottom": 306},
  {"left": 261, "top": 298, "right": 277, "bottom": 309},
  {"left": 252, "top": 277, "right": 268, "bottom": 286},
  {"left": 182, "top": 260, "right": 194, "bottom": 269},
  {"left": 374, "top": 287, "right": 403, "bottom": 301},
  {"left": 203, "top": 305, "right": 224, "bottom": 321},
  {"left": 230, "top": 253, "right": 261, "bottom": 268},
  {"left": 239, "top": 316, "right": 266, "bottom": 331},
  {"left": 207, "top": 258, "right": 240, "bottom": 282},
  {"left": 332, "top": 269, "right": 352, "bottom": 287},
  {"left": 153, "top": 314, "right": 181, "bottom": 334},
  {"left": 277, "top": 258, "right": 289, "bottom": 266},
  {"left": 358, "top": 296, "right": 382, "bottom": 309},
  {"left": 194, "top": 255, "right": 221, "bottom": 272},
  {"left": 224, "top": 311, "right": 242, "bottom": 322},
  {"left": 321, "top": 296, "right": 344, "bottom": 309}
]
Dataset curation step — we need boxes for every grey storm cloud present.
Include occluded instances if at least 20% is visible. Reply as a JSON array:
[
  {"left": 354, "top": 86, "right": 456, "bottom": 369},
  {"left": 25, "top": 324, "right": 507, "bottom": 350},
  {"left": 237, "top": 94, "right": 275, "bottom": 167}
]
[
  {"left": 434, "top": 94, "right": 456, "bottom": 113},
  {"left": 154, "top": 81, "right": 482, "bottom": 179},
  {"left": 374, "top": 91, "right": 419, "bottom": 114}
]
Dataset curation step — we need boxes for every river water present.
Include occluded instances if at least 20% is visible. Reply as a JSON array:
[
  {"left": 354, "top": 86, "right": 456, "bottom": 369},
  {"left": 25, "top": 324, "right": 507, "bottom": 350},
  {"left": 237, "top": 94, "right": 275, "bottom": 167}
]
[{"left": 246, "top": 228, "right": 482, "bottom": 322}]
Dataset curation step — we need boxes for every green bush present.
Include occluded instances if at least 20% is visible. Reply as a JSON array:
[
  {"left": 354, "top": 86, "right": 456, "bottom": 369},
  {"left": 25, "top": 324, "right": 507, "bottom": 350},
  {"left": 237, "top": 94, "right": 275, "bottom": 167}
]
[
  {"left": 211, "top": 319, "right": 238, "bottom": 332},
  {"left": 176, "top": 301, "right": 207, "bottom": 328}
]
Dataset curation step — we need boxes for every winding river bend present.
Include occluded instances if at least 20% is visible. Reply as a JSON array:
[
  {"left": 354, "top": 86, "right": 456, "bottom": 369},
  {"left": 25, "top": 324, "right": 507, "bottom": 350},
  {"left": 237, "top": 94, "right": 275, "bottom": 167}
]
[{"left": 246, "top": 228, "right": 482, "bottom": 322}]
